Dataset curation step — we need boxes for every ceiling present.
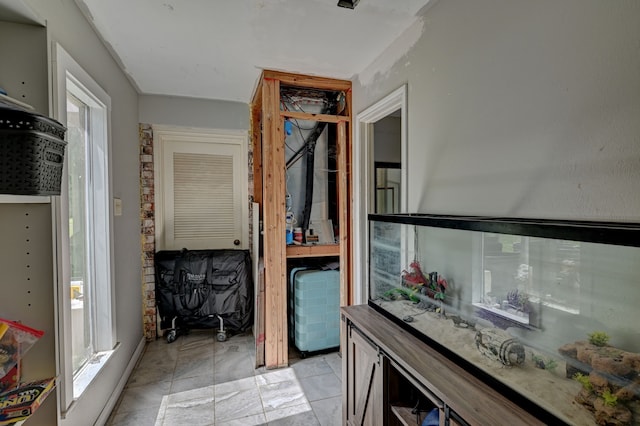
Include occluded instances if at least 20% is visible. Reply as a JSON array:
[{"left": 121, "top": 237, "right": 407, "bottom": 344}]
[
  {"left": 76, "top": 0, "right": 431, "bottom": 103},
  {"left": 0, "top": 0, "right": 43, "bottom": 24}
]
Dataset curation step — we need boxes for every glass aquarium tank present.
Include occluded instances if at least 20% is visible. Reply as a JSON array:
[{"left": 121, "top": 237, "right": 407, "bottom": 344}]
[{"left": 368, "top": 213, "right": 640, "bottom": 426}]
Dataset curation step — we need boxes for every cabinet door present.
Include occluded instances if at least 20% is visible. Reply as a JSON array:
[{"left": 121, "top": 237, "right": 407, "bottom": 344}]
[
  {"left": 447, "top": 408, "right": 469, "bottom": 426},
  {"left": 345, "top": 323, "right": 384, "bottom": 426}
]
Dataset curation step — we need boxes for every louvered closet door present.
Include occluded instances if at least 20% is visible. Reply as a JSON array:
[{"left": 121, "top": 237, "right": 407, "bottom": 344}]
[{"left": 158, "top": 129, "right": 247, "bottom": 250}]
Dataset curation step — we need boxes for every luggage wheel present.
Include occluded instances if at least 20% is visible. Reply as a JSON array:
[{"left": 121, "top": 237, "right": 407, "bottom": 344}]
[
  {"left": 165, "top": 317, "right": 178, "bottom": 343},
  {"left": 216, "top": 315, "right": 227, "bottom": 342}
]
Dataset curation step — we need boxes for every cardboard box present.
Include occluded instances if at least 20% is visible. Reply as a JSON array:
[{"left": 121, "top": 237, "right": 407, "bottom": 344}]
[{"left": 0, "top": 377, "right": 55, "bottom": 425}]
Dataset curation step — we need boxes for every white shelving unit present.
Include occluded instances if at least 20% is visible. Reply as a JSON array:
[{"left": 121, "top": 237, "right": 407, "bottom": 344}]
[
  {"left": 1, "top": 18, "right": 59, "bottom": 425},
  {"left": 0, "top": 196, "right": 51, "bottom": 204},
  {"left": 0, "top": 203, "right": 57, "bottom": 425},
  {"left": 0, "top": 92, "right": 35, "bottom": 110}
]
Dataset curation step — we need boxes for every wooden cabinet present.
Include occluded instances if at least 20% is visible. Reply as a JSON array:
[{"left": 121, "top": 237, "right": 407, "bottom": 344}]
[
  {"left": 343, "top": 312, "right": 444, "bottom": 426},
  {"left": 344, "top": 320, "right": 383, "bottom": 425},
  {"left": 342, "top": 305, "right": 545, "bottom": 426},
  {"left": 386, "top": 360, "right": 445, "bottom": 426},
  {"left": 251, "top": 70, "right": 352, "bottom": 368}
]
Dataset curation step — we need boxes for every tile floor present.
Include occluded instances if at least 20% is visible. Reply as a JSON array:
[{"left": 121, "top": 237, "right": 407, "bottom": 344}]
[{"left": 106, "top": 330, "right": 342, "bottom": 426}]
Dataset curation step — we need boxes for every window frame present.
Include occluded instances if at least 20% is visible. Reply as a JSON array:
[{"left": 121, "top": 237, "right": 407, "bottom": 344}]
[
  {"left": 52, "top": 43, "right": 116, "bottom": 413},
  {"left": 472, "top": 232, "right": 582, "bottom": 330}
]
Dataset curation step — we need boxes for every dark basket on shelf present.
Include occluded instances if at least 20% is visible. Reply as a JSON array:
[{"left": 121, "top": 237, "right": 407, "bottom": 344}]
[{"left": 0, "top": 101, "right": 67, "bottom": 196}]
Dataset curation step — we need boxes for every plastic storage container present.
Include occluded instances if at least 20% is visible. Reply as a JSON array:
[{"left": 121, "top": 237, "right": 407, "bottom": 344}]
[
  {"left": 293, "top": 269, "right": 340, "bottom": 355},
  {"left": 289, "top": 266, "right": 308, "bottom": 341},
  {"left": 0, "top": 101, "right": 67, "bottom": 195}
]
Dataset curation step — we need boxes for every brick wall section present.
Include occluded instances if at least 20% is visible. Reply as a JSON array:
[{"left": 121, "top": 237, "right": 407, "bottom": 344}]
[
  {"left": 248, "top": 137, "right": 254, "bottom": 249},
  {"left": 139, "top": 123, "right": 156, "bottom": 341}
]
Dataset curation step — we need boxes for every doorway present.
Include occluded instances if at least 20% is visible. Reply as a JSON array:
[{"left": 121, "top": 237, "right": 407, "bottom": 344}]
[
  {"left": 353, "top": 85, "right": 407, "bottom": 304},
  {"left": 375, "top": 161, "right": 401, "bottom": 214},
  {"left": 153, "top": 126, "right": 249, "bottom": 251}
]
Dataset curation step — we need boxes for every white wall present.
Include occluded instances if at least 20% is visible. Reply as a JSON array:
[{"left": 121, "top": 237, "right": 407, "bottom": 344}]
[
  {"left": 354, "top": 0, "right": 640, "bottom": 222},
  {"left": 23, "top": 1, "right": 143, "bottom": 425},
  {"left": 139, "top": 94, "right": 249, "bottom": 130},
  {"left": 356, "top": 0, "right": 640, "bottom": 374}
]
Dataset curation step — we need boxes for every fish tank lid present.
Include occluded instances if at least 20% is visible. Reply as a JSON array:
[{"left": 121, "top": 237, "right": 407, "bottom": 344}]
[{"left": 368, "top": 213, "right": 640, "bottom": 248}]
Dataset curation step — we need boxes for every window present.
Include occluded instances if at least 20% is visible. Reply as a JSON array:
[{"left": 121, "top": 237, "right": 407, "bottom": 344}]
[
  {"left": 66, "top": 92, "right": 92, "bottom": 373},
  {"left": 475, "top": 233, "right": 581, "bottom": 327},
  {"left": 54, "top": 44, "right": 115, "bottom": 412}
]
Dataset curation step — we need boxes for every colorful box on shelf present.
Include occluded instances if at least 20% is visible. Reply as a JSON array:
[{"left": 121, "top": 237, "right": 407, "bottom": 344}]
[{"left": 0, "top": 377, "right": 56, "bottom": 425}]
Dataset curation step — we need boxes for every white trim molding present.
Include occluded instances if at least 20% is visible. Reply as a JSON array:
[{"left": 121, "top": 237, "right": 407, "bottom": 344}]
[
  {"left": 52, "top": 42, "right": 115, "bottom": 413},
  {"left": 353, "top": 85, "right": 408, "bottom": 305}
]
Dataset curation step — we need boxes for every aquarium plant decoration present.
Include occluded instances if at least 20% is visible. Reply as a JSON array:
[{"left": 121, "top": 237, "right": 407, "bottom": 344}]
[
  {"left": 601, "top": 388, "right": 618, "bottom": 407},
  {"left": 383, "top": 287, "right": 420, "bottom": 303},
  {"left": 428, "top": 272, "right": 448, "bottom": 302},
  {"left": 505, "top": 288, "right": 530, "bottom": 313},
  {"left": 402, "top": 261, "right": 449, "bottom": 306},
  {"left": 588, "top": 331, "right": 610, "bottom": 347},
  {"left": 531, "top": 353, "right": 557, "bottom": 371},
  {"left": 401, "top": 260, "right": 428, "bottom": 290},
  {"left": 402, "top": 262, "right": 447, "bottom": 299},
  {"left": 573, "top": 372, "right": 593, "bottom": 392}
]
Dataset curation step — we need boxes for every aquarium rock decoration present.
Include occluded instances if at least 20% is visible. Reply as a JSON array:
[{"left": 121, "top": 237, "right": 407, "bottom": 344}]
[
  {"left": 558, "top": 335, "right": 640, "bottom": 425},
  {"left": 475, "top": 328, "right": 525, "bottom": 366},
  {"left": 447, "top": 314, "right": 476, "bottom": 330}
]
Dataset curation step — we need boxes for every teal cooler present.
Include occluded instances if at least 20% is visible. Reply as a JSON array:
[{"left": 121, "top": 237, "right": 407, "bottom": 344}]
[{"left": 292, "top": 269, "right": 340, "bottom": 354}]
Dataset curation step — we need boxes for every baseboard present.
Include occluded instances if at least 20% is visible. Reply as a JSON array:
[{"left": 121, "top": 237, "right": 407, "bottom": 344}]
[{"left": 95, "top": 336, "right": 146, "bottom": 425}]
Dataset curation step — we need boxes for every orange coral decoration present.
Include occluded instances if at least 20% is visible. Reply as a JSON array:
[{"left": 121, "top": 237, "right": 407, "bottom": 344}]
[
  {"left": 402, "top": 261, "right": 447, "bottom": 301},
  {"left": 401, "top": 261, "right": 428, "bottom": 286}
]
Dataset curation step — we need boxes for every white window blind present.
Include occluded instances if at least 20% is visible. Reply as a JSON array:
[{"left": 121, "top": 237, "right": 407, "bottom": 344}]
[{"left": 173, "top": 152, "right": 235, "bottom": 240}]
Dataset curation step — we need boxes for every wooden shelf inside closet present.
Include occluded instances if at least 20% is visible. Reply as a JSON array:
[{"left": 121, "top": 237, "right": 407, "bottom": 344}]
[
  {"left": 250, "top": 70, "right": 352, "bottom": 369},
  {"left": 286, "top": 243, "right": 340, "bottom": 258}
]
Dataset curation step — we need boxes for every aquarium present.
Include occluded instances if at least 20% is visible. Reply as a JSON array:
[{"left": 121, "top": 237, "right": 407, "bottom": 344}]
[{"left": 368, "top": 214, "right": 640, "bottom": 426}]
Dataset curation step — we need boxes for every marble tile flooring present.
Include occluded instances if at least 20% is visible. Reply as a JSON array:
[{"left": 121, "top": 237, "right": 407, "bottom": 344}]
[{"left": 106, "top": 330, "right": 342, "bottom": 426}]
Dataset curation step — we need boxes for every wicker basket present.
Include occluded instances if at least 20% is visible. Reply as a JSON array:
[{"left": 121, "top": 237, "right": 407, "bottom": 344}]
[
  {"left": 0, "top": 101, "right": 67, "bottom": 196},
  {"left": 0, "top": 100, "right": 66, "bottom": 139}
]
